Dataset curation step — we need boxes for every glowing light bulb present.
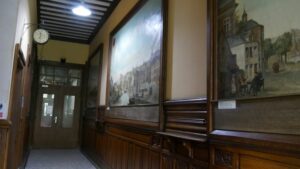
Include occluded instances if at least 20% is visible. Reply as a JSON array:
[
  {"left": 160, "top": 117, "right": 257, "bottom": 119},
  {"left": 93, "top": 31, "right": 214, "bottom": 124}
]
[{"left": 72, "top": 5, "right": 92, "bottom": 17}]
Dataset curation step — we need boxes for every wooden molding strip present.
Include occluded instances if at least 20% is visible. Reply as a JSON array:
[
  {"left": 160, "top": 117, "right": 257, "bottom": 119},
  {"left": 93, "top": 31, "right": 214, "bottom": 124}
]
[
  {"left": 0, "top": 120, "right": 12, "bottom": 128},
  {"left": 105, "top": 117, "right": 159, "bottom": 130},
  {"left": 210, "top": 130, "right": 300, "bottom": 155},
  {"left": 164, "top": 98, "right": 207, "bottom": 105},
  {"left": 157, "top": 131, "right": 207, "bottom": 142}
]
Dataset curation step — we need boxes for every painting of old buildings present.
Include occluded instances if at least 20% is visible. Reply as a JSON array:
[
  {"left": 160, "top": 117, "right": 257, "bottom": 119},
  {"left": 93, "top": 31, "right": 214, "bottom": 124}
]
[
  {"left": 109, "top": 0, "right": 162, "bottom": 106},
  {"left": 86, "top": 50, "right": 101, "bottom": 108},
  {"left": 218, "top": 0, "right": 300, "bottom": 99}
]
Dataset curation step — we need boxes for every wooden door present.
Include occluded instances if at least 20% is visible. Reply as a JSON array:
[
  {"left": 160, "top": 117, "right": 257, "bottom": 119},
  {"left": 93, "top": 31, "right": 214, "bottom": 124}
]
[{"left": 33, "top": 85, "right": 81, "bottom": 148}]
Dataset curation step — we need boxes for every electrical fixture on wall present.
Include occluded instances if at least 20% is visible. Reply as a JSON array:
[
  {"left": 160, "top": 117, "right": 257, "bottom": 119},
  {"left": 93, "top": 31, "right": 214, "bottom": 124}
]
[{"left": 72, "top": 0, "right": 92, "bottom": 17}]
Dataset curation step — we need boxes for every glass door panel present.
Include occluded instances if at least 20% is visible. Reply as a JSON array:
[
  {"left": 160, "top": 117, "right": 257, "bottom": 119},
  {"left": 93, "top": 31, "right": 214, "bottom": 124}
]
[
  {"left": 40, "top": 93, "right": 55, "bottom": 127},
  {"left": 62, "top": 95, "right": 75, "bottom": 128}
]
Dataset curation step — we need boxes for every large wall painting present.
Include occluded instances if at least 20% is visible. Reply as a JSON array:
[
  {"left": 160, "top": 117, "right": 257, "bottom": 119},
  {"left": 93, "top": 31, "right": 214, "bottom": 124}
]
[
  {"left": 86, "top": 48, "right": 101, "bottom": 109},
  {"left": 106, "top": 0, "right": 165, "bottom": 122},
  {"left": 217, "top": 0, "right": 300, "bottom": 99},
  {"left": 109, "top": 0, "right": 163, "bottom": 107}
]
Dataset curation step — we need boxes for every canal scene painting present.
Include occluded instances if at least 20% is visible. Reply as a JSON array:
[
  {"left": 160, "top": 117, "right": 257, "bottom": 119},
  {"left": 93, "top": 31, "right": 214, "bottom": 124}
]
[
  {"left": 218, "top": 0, "right": 300, "bottom": 99},
  {"left": 109, "top": 0, "right": 162, "bottom": 107}
]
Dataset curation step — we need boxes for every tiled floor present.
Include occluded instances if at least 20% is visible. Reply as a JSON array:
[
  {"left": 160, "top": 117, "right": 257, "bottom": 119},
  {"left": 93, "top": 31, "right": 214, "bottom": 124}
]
[{"left": 25, "top": 149, "right": 97, "bottom": 169}]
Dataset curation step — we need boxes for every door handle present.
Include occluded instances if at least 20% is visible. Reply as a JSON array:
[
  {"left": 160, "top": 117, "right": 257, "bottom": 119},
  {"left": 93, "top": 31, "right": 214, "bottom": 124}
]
[{"left": 54, "top": 116, "right": 58, "bottom": 124}]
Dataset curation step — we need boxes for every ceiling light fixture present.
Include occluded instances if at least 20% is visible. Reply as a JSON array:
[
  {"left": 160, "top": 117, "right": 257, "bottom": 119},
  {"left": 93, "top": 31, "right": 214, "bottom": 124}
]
[{"left": 72, "top": 1, "right": 92, "bottom": 17}]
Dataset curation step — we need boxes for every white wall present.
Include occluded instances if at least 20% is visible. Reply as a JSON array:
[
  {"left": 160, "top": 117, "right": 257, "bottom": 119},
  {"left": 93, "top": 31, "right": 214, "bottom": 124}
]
[
  {"left": 166, "top": 0, "right": 207, "bottom": 100},
  {"left": 0, "top": 0, "right": 20, "bottom": 119},
  {"left": 14, "top": 0, "right": 37, "bottom": 60},
  {"left": 0, "top": 0, "right": 36, "bottom": 119}
]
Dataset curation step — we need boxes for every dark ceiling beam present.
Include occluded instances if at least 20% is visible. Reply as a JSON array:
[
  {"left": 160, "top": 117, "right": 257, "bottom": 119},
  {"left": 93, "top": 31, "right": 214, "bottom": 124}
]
[
  {"left": 85, "top": 0, "right": 111, "bottom": 7},
  {"left": 40, "top": 15, "right": 97, "bottom": 27},
  {"left": 42, "top": 19, "right": 95, "bottom": 30},
  {"left": 40, "top": 5, "right": 104, "bottom": 18},
  {"left": 50, "top": 35, "right": 89, "bottom": 44},
  {"left": 40, "top": 2, "right": 106, "bottom": 16},
  {"left": 38, "top": 0, "right": 119, "bottom": 44},
  {"left": 41, "top": 26, "right": 91, "bottom": 36},
  {"left": 40, "top": 11, "right": 100, "bottom": 23},
  {"left": 42, "top": 0, "right": 108, "bottom": 12},
  {"left": 48, "top": 30, "right": 90, "bottom": 39},
  {"left": 40, "top": 25, "right": 93, "bottom": 34},
  {"left": 49, "top": 32, "right": 89, "bottom": 40}
]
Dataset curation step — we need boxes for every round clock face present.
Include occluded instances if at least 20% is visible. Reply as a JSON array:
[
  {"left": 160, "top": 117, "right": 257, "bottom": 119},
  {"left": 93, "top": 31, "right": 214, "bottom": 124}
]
[{"left": 33, "top": 29, "right": 49, "bottom": 44}]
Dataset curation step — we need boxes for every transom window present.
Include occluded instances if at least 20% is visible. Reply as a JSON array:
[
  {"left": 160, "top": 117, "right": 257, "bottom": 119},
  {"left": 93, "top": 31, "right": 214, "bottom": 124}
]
[{"left": 39, "top": 65, "right": 82, "bottom": 86}]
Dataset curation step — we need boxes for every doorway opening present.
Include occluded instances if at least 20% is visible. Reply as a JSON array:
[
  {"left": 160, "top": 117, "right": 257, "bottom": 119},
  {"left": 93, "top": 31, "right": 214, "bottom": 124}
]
[{"left": 32, "top": 62, "right": 83, "bottom": 148}]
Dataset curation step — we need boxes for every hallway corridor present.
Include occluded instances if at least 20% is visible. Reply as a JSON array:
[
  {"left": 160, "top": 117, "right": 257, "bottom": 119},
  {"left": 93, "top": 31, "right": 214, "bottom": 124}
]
[{"left": 25, "top": 149, "right": 97, "bottom": 169}]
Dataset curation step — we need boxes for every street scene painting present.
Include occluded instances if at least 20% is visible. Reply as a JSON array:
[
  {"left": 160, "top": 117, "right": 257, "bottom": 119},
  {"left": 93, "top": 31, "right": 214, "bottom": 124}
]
[
  {"left": 86, "top": 50, "right": 100, "bottom": 108},
  {"left": 218, "top": 0, "right": 300, "bottom": 99},
  {"left": 109, "top": 0, "right": 162, "bottom": 107}
]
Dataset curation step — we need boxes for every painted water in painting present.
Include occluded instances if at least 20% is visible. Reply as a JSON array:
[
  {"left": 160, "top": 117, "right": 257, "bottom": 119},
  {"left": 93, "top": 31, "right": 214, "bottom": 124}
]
[
  {"left": 218, "top": 0, "right": 300, "bottom": 99},
  {"left": 109, "top": 0, "right": 162, "bottom": 106}
]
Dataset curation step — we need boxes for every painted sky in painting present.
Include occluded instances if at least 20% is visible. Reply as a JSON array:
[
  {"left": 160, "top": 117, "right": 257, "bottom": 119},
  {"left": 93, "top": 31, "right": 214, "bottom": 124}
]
[
  {"left": 110, "top": 0, "right": 162, "bottom": 83},
  {"left": 236, "top": 0, "right": 300, "bottom": 39}
]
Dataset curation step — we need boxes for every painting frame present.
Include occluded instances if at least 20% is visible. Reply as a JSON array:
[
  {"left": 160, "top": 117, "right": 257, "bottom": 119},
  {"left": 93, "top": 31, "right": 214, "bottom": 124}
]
[
  {"left": 208, "top": 0, "right": 300, "bottom": 135},
  {"left": 86, "top": 44, "right": 103, "bottom": 110},
  {"left": 211, "top": 0, "right": 300, "bottom": 101},
  {"left": 106, "top": 0, "right": 167, "bottom": 123}
]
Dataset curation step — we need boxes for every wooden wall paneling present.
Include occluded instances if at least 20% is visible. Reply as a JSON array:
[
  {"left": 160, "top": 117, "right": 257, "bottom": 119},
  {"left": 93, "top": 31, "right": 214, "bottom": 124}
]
[
  {"left": 6, "top": 44, "right": 32, "bottom": 169},
  {"left": 0, "top": 120, "right": 11, "bottom": 169},
  {"left": 81, "top": 98, "right": 210, "bottom": 169},
  {"left": 159, "top": 98, "right": 209, "bottom": 169},
  {"left": 163, "top": 98, "right": 208, "bottom": 139},
  {"left": 83, "top": 118, "right": 162, "bottom": 169},
  {"left": 210, "top": 130, "right": 300, "bottom": 169}
]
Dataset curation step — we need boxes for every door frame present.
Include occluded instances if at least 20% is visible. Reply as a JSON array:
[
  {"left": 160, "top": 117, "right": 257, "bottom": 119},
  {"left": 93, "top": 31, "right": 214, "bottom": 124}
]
[{"left": 31, "top": 61, "right": 84, "bottom": 148}]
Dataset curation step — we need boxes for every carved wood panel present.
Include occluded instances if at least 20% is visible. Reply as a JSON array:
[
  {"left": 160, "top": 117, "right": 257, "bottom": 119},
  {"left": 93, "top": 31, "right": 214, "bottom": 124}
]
[
  {"left": 0, "top": 122, "right": 10, "bottom": 169},
  {"left": 94, "top": 130, "right": 160, "bottom": 169},
  {"left": 164, "top": 99, "right": 208, "bottom": 135},
  {"left": 211, "top": 146, "right": 300, "bottom": 169},
  {"left": 82, "top": 98, "right": 209, "bottom": 169}
]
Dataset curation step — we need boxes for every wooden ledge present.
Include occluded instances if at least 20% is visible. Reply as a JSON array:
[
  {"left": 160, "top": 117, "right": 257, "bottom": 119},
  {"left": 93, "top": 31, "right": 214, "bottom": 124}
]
[
  {"left": 105, "top": 117, "right": 159, "bottom": 130},
  {"left": 0, "top": 120, "right": 12, "bottom": 129},
  {"left": 210, "top": 130, "right": 300, "bottom": 154},
  {"left": 157, "top": 131, "right": 208, "bottom": 143},
  {"left": 164, "top": 98, "right": 207, "bottom": 106}
]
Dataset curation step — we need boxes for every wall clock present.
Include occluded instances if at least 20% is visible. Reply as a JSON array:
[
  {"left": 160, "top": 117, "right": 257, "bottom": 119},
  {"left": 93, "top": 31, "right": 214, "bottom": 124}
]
[{"left": 33, "top": 28, "right": 49, "bottom": 44}]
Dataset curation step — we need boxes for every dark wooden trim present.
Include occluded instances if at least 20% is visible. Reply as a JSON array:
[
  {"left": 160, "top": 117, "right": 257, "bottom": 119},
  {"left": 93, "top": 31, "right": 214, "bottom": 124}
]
[
  {"left": 160, "top": 0, "right": 169, "bottom": 131},
  {"left": 157, "top": 131, "right": 207, "bottom": 142},
  {"left": 104, "top": 117, "right": 159, "bottom": 130},
  {"left": 50, "top": 36, "right": 89, "bottom": 44},
  {"left": 210, "top": 130, "right": 300, "bottom": 157},
  {"left": 18, "top": 49, "right": 26, "bottom": 68},
  {"left": 37, "top": 0, "right": 41, "bottom": 30},
  {"left": 207, "top": 0, "right": 214, "bottom": 134},
  {"left": 0, "top": 120, "right": 12, "bottom": 129},
  {"left": 38, "top": 60, "right": 84, "bottom": 68},
  {"left": 211, "top": 93, "right": 300, "bottom": 103},
  {"left": 164, "top": 98, "right": 207, "bottom": 106},
  {"left": 164, "top": 98, "right": 208, "bottom": 137}
]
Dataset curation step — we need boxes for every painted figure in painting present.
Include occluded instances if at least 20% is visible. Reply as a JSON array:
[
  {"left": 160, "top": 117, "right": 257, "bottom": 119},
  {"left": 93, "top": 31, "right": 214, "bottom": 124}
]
[{"left": 218, "top": 0, "right": 300, "bottom": 99}]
